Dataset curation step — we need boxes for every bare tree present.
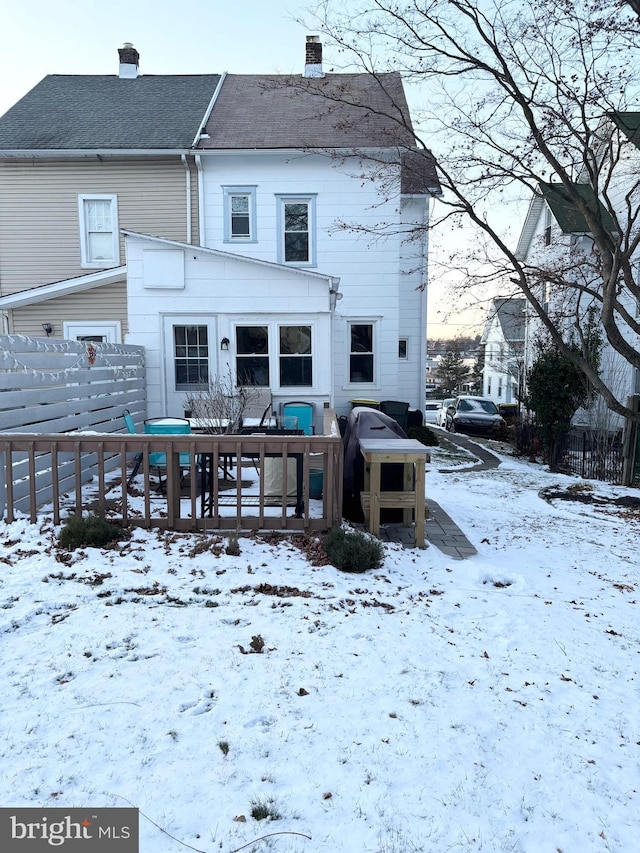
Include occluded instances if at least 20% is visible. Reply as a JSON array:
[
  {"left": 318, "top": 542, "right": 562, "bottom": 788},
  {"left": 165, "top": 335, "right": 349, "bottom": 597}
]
[{"left": 302, "top": 0, "right": 640, "bottom": 421}]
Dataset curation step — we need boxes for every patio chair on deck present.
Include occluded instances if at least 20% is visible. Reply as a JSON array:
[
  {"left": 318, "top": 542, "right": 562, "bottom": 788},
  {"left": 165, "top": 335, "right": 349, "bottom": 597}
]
[
  {"left": 123, "top": 409, "right": 143, "bottom": 489},
  {"left": 144, "top": 418, "right": 195, "bottom": 492}
]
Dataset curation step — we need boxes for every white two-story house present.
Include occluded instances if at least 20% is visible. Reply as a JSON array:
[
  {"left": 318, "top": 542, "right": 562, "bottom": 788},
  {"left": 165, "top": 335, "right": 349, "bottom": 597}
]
[{"left": 1, "top": 38, "right": 441, "bottom": 427}]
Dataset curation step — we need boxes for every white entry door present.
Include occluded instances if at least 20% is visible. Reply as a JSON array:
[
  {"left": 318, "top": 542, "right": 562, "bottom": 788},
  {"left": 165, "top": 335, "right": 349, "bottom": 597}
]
[{"left": 161, "top": 316, "right": 220, "bottom": 417}]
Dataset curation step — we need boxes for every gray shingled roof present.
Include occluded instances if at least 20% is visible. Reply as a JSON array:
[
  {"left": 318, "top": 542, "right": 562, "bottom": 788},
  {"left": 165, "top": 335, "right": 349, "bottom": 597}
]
[
  {"left": 610, "top": 111, "right": 640, "bottom": 149},
  {"left": 0, "top": 74, "right": 220, "bottom": 150},
  {"left": 200, "top": 73, "right": 440, "bottom": 193},
  {"left": 495, "top": 298, "right": 526, "bottom": 342}
]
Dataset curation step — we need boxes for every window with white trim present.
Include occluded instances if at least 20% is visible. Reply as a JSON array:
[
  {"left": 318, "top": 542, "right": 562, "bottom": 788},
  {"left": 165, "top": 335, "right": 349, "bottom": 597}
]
[
  {"left": 276, "top": 195, "right": 316, "bottom": 265},
  {"left": 349, "top": 323, "right": 375, "bottom": 384},
  {"left": 78, "top": 194, "right": 119, "bottom": 268},
  {"left": 398, "top": 338, "right": 408, "bottom": 360},
  {"left": 236, "top": 326, "right": 270, "bottom": 386},
  {"left": 223, "top": 186, "right": 257, "bottom": 242},
  {"left": 174, "top": 325, "right": 209, "bottom": 389},
  {"left": 279, "top": 325, "right": 312, "bottom": 387}
]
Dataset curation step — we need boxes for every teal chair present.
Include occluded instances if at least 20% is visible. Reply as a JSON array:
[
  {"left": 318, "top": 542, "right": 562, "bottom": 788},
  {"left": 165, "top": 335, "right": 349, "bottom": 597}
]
[
  {"left": 123, "top": 410, "right": 144, "bottom": 488},
  {"left": 143, "top": 417, "right": 194, "bottom": 492},
  {"left": 282, "top": 402, "right": 315, "bottom": 435}
]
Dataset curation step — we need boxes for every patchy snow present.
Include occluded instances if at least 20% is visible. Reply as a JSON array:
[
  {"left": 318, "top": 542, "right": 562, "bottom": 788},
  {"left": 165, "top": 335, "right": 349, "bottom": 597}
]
[{"left": 1, "top": 443, "right": 639, "bottom": 853}]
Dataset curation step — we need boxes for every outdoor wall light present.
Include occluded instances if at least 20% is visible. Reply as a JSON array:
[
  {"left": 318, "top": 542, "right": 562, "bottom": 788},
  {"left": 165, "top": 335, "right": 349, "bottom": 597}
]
[
  {"left": 220, "top": 337, "right": 230, "bottom": 351},
  {"left": 42, "top": 323, "right": 53, "bottom": 336}
]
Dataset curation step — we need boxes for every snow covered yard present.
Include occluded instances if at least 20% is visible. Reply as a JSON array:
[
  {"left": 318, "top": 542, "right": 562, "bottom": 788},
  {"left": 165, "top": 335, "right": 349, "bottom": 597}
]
[{"left": 1, "top": 446, "right": 639, "bottom": 853}]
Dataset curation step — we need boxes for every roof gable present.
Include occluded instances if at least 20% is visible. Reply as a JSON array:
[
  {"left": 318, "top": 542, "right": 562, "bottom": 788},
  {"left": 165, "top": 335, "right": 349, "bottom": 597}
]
[
  {"left": 610, "top": 111, "right": 640, "bottom": 149},
  {"left": 539, "top": 182, "right": 615, "bottom": 235},
  {"left": 0, "top": 74, "right": 220, "bottom": 150}
]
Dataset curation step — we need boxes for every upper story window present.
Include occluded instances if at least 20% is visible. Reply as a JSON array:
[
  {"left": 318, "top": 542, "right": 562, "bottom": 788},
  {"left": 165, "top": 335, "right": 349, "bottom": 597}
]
[
  {"left": 276, "top": 195, "right": 317, "bottom": 265},
  {"left": 78, "top": 194, "right": 119, "bottom": 268},
  {"left": 543, "top": 205, "right": 552, "bottom": 246},
  {"left": 223, "top": 186, "right": 257, "bottom": 242}
]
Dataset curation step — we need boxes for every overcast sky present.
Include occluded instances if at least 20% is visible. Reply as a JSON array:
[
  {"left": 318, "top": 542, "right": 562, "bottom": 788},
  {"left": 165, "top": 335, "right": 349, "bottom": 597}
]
[{"left": 0, "top": 0, "right": 484, "bottom": 341}]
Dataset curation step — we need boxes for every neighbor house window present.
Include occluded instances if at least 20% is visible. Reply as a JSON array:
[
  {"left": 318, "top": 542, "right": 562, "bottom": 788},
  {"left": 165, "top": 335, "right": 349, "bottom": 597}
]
[
  {"left": 543, "top": 205, "right": 552, "bottom": 246},
  {"left": 279, "top": 325, "right": 312, "bottom": 386},
  {"left": 498, "top": 377, "right": 503, "bottom": 398},
  {"left": 78, "top": 194, "right": 119, "bottom": 268},
  {"left": 174, "top": 325, "right": 209, "bottom": 389},
  {"left": 349, "top": 323, "right": 374, "bottom": 383},
  {"left": 236, "top": 326, "right": 269, "bottom": 386},
  {"left": 398, "top": 338, "right": 408, "bottom": 360},
  {"left": 276, "top": 195, "right": 316, "bottom": 264},
  {"left": 223, "top": 186, "right": 257, "bottom": 242}
]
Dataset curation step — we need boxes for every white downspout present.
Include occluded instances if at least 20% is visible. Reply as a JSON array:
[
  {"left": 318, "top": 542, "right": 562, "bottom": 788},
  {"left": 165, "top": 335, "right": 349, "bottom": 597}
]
[
  {"left": 181, "top": 155, "right": 192, "bottom": 244},
  {"left": 196, "top": 154, "right": 205, "bottom": 246}
]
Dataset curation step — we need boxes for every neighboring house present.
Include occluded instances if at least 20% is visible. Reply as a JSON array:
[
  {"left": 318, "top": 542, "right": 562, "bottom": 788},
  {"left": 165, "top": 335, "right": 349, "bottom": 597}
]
[
  {"left": 0, "top": 38, "right": 441, "bottom": 424},
  {"left": 515, "top": 114, "right": 640, "bottom": 431},
  {"left": 480, "top": 298, "right": 525, "bottom": 405},
  {"left": 0, "top": 44, "right": 219, "bottom": 343}
]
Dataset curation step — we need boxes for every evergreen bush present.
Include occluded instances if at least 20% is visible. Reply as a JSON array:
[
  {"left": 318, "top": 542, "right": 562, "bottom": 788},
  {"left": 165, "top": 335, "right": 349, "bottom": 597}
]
[
  {"left": 58, "top": 514, "right": 124, "bottom": 550},
  {"left": 324, "top": 527, "right": 384, "bottom": 572},
  {"left": 407, "top": 425, "right": 439, "bottom": 446}
]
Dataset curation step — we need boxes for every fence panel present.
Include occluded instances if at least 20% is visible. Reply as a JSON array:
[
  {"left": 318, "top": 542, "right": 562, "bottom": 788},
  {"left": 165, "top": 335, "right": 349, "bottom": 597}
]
[{"left": 0, "top": 335, "right": 146, "bottom": 515}]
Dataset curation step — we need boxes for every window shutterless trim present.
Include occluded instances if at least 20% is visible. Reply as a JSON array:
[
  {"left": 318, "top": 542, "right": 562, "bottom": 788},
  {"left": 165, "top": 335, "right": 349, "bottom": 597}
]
[
  {"left": 275, "top": 194, "right": 317, "bottom": 266},
  {"left": 77, "top": 194, "right": 119, "bottom": 268},
  {"left": 222, "top": 186, "right": 257, "bottom": 243}
]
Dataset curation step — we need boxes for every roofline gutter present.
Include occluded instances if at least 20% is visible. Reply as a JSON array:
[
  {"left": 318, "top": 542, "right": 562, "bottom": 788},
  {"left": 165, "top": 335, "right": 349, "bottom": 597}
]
[
  {"left": 191, "top": 71, "right": 227, "bottom": 149},
  {"left": 195, "top": 154, "right": 205, "bottom": 245},
  {"left": 0, "top": 148, "right": 195, "bottom": 159}
]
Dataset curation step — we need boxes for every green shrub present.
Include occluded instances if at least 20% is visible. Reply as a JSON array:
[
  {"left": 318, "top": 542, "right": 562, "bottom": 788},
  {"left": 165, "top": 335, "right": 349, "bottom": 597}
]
[
  {"left": 58, "top": 514, "right": 124, "bottom": 550},
  {"left": 324, "top": 527, "right": 384, "bottom": 573},
  {"left": 407, "top": 425, "right": 439, "bottom": 446}
]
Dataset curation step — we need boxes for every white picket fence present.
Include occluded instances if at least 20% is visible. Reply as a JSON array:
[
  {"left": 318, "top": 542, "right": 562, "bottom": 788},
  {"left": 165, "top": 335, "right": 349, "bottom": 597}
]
[{"left": 0, "top": 335, "right": 146, "bottom": 516}]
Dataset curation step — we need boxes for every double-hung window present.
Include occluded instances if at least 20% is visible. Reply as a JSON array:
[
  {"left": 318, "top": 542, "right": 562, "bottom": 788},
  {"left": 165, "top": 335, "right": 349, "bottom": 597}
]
[
  {"left": 236, "top": 326, "right": 270, "bottom": 386},
  {"left": 276, "top": 195, "right": 316, "bottom": 265},
  {"left": 279, "top": 325, "right": 312, "bottom": 387},
  {"left": 223, "top": 186, "right": 257, "bottom": 242},
  {"left": 349, "top": 323, "right": 375, "bottom": 384},
  {"left": 78, "top": 194, "right": 119, "bottom": 268}
]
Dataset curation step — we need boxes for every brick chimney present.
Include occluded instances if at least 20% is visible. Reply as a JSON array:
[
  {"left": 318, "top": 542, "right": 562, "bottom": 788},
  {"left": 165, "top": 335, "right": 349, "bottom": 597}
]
[
  {"left": 304, "top": 35, "right": 323, "bottom": 78},
  {"left": 118, "top": 43, "right": 140, "bottom": 79}
]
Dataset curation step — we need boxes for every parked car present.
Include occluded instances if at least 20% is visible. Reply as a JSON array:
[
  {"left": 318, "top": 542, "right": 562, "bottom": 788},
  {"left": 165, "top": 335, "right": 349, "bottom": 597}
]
[
  {"left": 436, "top": 398, "right": 456, "bottom": 428},
  {"left": 445, "top": 396, "right": 507, "bottom": 437},
  {"left": 424, "top": 401, "right": 441, "bottom": 424}
]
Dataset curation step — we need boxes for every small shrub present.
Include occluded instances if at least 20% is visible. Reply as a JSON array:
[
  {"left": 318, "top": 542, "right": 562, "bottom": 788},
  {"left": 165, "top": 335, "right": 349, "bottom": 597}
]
[
  {"left": 218, "top": 740, "right": 229, "bottom": 756},
  {"left": 250, "top": 798, "right": 281, "bottom": 821},
  {"left": 407, "top": 425, "right": 439, "bottom": 446},
  {"left": 225, "top": 534, "right": 241, "bottom": 556},
  {"left": 324, "top": 527, "right": 384, "bottom": 573},
  {"left": 58, "top": 515, "right": 124, "bottom": 550}
]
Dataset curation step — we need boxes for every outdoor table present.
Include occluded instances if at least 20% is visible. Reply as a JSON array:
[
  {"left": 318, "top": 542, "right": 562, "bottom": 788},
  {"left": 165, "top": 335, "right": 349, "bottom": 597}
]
[
  {"left": 358, "top": 438, "right": 431, "bottom": 548},
  {"left": 200, "top": 428, "right": 305, "bottom": 519}
]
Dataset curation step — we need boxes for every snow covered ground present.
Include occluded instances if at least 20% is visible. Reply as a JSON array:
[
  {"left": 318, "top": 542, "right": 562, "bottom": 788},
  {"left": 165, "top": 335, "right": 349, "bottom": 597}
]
[{"left": 1, "top": 440, "right": 639, "bottom": 852}]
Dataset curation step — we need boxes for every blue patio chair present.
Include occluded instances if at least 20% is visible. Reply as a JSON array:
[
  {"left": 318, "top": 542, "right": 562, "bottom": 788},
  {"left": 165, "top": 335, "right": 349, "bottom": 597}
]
[
  {"left": 144, "top": 418, "right": 195, "bottom": 492},
  {"left": 123, "top": 409, "right": 143, "bottom": 488},
  {"left": 282, "top": 401, "right": 315, "bottom": 435}
]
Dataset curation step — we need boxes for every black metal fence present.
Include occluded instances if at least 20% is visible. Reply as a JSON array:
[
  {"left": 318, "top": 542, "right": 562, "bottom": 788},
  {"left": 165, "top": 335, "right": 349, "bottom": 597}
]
[{"left": 513, "top": 421, "right": 625, "bottom": 484}]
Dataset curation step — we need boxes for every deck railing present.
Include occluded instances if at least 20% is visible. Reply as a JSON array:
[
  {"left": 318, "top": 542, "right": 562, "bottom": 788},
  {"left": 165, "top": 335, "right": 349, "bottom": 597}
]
[{"left": 0, "top": 432, "right": 343, "bottom": 533}]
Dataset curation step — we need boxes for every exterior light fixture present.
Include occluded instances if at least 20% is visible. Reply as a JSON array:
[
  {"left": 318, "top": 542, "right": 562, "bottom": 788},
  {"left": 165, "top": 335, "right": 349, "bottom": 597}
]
[
  {"left": 42, "top": 323, "right": 53, "bottom": 336},
  {"left": 220, "top": 337, "right": 230, "bottom": 351}
]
